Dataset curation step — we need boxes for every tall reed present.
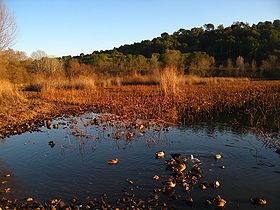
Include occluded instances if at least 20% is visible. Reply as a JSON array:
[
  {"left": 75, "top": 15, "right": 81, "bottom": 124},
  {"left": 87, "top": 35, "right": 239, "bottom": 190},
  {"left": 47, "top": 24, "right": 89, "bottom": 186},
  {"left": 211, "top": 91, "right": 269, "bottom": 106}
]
[
  {"left": 23, "top": 74, "right": 96, "bottom": 91},
  {"left": 160, "top": 66, "right": 182, "bottom": 96}
]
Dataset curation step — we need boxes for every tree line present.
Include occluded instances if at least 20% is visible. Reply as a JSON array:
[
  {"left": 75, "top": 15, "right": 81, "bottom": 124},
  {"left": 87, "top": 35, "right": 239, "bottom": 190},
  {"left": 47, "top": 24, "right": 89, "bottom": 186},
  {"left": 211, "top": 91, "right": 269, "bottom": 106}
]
[
  {"left": 117, "top": 20, "right": 280, "bottom": 63},
  {"left": 66, "top": 20, "right": 280, "bottom": 79},
  {"left": 1, "top": 20, "right": 280, "bottom": 83}
]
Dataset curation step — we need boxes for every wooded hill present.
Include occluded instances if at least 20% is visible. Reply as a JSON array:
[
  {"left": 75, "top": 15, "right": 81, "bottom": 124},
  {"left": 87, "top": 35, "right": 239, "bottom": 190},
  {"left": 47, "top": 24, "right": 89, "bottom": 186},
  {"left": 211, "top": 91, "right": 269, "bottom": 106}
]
[
  {"left": 116, "top": 20, "right": 280, "bottom": 63},
  {"left": 63, "top": 20, "right": 280, "bottom": 78}
]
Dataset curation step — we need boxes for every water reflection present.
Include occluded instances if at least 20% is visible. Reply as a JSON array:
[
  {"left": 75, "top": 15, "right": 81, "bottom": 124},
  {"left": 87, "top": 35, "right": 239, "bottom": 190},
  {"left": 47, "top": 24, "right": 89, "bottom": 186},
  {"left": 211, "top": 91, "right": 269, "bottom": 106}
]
[
  {"left": 0, "top": 160, "right": 27, "bottom": 201},
  {"left": 0, "top": 112, "right": 279, "bottom": 209},
  {"left": 0, "top": 138, "right": 5, "bottom": 144}
]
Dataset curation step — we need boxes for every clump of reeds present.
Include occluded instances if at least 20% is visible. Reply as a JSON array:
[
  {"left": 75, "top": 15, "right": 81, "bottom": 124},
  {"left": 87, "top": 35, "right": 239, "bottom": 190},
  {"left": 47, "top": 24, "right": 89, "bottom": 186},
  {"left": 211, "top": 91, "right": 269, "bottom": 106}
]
[
  {"left": 160, "top": 66, "right": 182, "bottom": 96},
  {"left": 0, "top": 80, "right": 25, "bottom": 105},
  {"left": 46, "top": 76, "right": 96, "bottom": 90},
  {"left": 23, "top": 74, "right": 96, "bottom": 91},
  {"left": 181, "top": 75, "right": 250, "bottom": 85}
]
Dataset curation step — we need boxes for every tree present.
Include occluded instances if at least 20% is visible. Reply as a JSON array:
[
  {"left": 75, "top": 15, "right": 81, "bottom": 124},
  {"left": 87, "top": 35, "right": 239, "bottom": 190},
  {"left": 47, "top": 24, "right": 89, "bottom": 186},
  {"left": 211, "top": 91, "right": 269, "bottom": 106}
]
[
  {"left": 186, "top": 52, "right": 215, "bottom": 76},
  {"left": 65, "top": 59, "right": 93, "bottom": 78},
  {"left": 236, "top": 56, "right": 244, "bottom": 70},
  {"left": 217, "top": 24, "right": 224, "bottom": 30},
  {"left": 161, "top": 32, "right": 169, "bottom": 39},
  {"left": 161, "top": 49, "right": 184, "bottom": 72},
  {"left": 0, "top": 49, "right": 28, "bottom": 82},
  {"left": 204, "top": 23, "right": 215, "bottom": 31},
  {"left": 2, "top": 49, "right": 28, "bottom": 83},
  {"left": 31, "top": 50, "right": 48, "bottom": 60},
  {"left": 0, "top": 0, "right": 17, "bottom": 50},
  {"left": 149, "top": 53, "right": 160, "bottom": 73},
  {"left": 236, "top": 56, "right": 245, "bottom": 76},
  {"left": 30, "top": 50, "right": 62, "bottom": 75}
]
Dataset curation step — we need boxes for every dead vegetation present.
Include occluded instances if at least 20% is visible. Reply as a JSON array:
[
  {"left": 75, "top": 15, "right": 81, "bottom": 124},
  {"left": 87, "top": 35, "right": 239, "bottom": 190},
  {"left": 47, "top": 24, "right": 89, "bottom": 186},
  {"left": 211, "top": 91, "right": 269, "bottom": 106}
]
[
  {"left": 41, "top": 81, "right": 280, "bottom": 133},
  {"left": 0, "top": 79, "right": 24, "bottom": 105},
  {"left": 20, "top": 67, "right": 250, "bottom": 93},
  {"left": 23, "top": 74, "right": 96, "bottom": 92},
  {"left": 0, "top": 77, "right": 279, "bottom": 134}
]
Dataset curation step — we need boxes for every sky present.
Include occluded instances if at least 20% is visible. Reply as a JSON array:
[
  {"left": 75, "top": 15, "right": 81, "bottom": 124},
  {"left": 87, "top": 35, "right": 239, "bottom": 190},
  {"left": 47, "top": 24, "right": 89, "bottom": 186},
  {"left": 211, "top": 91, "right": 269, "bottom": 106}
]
[{"left": 5, "top": 0, "right": 280, "bottom": 57}]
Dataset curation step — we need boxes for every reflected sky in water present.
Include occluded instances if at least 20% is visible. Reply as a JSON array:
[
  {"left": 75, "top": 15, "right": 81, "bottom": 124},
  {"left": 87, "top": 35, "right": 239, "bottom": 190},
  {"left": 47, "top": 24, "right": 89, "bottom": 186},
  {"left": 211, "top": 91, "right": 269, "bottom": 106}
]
[{"left": 0, "top": 113, "right": 279, "bottom": 209}]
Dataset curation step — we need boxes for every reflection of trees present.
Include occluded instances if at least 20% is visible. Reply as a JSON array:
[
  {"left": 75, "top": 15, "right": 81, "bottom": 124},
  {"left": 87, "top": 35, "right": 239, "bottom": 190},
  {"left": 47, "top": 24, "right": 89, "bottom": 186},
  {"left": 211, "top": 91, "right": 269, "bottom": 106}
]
[{"left": 176, "top": 122, "right": 280, "bottom": 149}]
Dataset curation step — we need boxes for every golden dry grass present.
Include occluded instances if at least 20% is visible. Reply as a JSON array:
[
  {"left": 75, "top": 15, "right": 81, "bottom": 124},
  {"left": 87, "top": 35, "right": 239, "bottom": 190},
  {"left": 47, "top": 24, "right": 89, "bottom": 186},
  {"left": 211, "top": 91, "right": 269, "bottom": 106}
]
[
  {"left": 41, "top": 81, "right": 280, "bottom": 132},
  {"left": 0, "top": 79, "right": 25, "bottom": 105},
  {"left": 160, "top": 66, "right": 182, "bottom": 95},
  {"left": 181, "top": 75, "right": 251, "bottom": 85},
  {"left": 23, "top": 74, "right": 96, "bottom": 91},
  {"left": 22, "top": 71, "right": 251, "bottom": 92}
]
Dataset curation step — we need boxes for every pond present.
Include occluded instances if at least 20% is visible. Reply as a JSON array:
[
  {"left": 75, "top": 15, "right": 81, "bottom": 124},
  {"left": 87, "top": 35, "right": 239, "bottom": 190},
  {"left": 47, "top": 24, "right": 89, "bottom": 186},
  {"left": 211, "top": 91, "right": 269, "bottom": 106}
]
[{"left": 0, "top": 112, "right": 279, "bottom": 209}]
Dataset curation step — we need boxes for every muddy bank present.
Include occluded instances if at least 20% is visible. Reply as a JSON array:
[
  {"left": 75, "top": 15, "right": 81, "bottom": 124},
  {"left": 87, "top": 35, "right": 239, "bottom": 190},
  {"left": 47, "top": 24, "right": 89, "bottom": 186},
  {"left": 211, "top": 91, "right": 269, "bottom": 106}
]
[{"left": 0, "top": 94, "right": 97, "bottom": 139}]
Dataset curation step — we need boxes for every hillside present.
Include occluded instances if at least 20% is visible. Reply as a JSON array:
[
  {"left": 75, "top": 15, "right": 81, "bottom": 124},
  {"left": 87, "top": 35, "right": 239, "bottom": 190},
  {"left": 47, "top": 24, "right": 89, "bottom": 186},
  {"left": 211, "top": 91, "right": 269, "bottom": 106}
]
[{"left": 66, "top": 20, "right": 280, "bottom": 78}]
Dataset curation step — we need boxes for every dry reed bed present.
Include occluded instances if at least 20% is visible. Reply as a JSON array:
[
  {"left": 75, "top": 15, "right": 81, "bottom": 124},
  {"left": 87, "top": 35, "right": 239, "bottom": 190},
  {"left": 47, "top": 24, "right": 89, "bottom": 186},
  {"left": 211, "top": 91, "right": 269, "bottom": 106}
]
[
  {"left": 0, "top": 80, "right": 25, "bottom": 105},
  {"left": 0, "top": 80, "right": 68, "bottom": 134},
  {"left": 42, "top": 81, "right": 280, "bottom": 132},
  {"left": 0, "top": 80, "right": 29, "bottom": 129}
]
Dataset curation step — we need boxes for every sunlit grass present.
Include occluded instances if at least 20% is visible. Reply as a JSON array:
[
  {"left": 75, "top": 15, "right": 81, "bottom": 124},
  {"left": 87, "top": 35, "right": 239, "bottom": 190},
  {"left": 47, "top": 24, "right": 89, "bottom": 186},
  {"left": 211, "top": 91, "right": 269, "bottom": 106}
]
[
  {"left": 0, "top": 79, "right": 25, "bottom": 105},
  {"left": 23, "top": 74, "right": 96, "bottom": 91},
  {"left": 41, "top": 81, "right": 280, "bottom": 132}
]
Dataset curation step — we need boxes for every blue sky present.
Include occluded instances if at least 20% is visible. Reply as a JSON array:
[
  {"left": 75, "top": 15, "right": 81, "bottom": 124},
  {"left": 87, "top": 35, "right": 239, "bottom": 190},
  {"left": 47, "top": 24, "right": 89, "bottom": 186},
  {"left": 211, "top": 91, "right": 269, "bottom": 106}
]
[{"left": 5, "top": 0, "right": 280, "bottom": 57}]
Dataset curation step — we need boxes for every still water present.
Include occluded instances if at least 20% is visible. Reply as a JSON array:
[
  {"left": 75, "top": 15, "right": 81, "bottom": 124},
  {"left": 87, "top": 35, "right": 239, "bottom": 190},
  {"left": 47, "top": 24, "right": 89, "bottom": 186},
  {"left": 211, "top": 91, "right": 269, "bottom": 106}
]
[{"left": 0, "top": 113, "right": 279, "bottom": 209}]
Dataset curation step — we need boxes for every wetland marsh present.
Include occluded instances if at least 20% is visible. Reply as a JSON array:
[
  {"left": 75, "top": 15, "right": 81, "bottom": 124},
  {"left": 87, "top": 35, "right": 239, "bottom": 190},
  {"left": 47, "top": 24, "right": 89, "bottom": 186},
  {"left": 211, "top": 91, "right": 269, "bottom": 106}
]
[{"left": 1, "top": 1, "right": 280, "bottom": 208}]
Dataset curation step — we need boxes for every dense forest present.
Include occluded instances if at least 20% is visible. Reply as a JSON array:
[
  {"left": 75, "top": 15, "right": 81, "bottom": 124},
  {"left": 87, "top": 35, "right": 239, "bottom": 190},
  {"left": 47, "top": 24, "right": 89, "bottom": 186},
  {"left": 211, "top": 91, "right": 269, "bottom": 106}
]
[
  {"left": 117, "top": 20, "right": 280, "bottom": 63},
  {"left": 0, "top": 20, "right": 280, "bottom": 83}
]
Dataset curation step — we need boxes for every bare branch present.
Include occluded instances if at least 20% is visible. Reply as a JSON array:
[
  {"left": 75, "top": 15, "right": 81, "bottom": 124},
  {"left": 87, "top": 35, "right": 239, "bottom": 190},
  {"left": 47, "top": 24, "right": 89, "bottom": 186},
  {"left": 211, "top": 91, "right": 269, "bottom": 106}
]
[{"left": 0, "top": 0, "right": 17, "bottom": 50}]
